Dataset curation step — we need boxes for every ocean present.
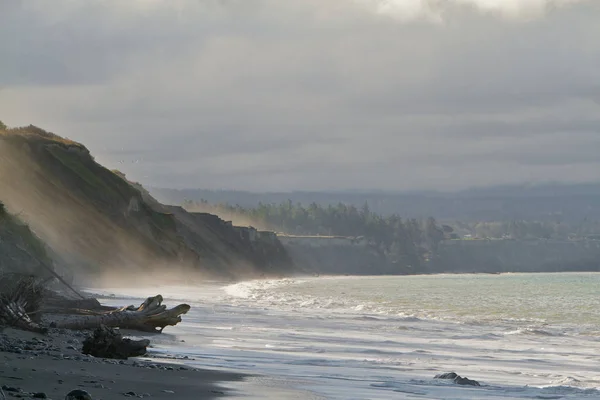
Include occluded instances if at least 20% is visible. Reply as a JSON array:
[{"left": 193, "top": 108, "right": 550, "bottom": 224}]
[{"left": 92, "top": 273, "right": 600, "bottom": 399}]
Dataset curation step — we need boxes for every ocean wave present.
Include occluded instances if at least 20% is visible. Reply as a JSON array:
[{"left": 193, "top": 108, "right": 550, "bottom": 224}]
[
  {"left": 222, "top": 278, "right": 524, "bottom": 337},
  {"left": 539, "top": 381, "right": 600, "bottom": 396},
  {"left": 544, "top": 376, "right": 600, "bottom": 390},
  {"left": 220, "top": 278, "right": 582, "bottom": 340},
  {"left": 222, "top": 279, "right": 434, "bottom": 323},
  {"left": 223, "top": 278, "right": 306, "bottom": 299},
  {"left": 449, "top": 333, "right": 503, "bottom": 340},
  {"left": 223, "top": 279, "right": 362, "bottom": 312},
  {"left": 504, "top": 327, "right": 565, "bottom": 337}
]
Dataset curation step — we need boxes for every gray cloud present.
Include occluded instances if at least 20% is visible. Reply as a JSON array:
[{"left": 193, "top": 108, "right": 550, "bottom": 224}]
[{"left": 1, "top": 0, "right": 599, "bottom": 192}]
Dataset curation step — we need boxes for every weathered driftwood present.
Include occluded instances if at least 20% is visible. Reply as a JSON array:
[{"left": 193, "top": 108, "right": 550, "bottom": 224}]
[
  {"left": 82, "top": 325, "right": 149, "bottom": 359},
  {"left": 51, "top": 295, "right": 191, "bottom": 333},
  {"left": 1, "top": 274, "right": 190, "bottom": 334},
  {"left": 42, "top": 295, "right": 116, "bottom": 315},
  {"left": 0, "top": 297, "right": 47, "bottom": 334}
]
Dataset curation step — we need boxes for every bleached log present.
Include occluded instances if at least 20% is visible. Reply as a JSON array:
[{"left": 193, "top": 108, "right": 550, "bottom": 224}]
[
  {"left": 52, "top": 295, "right": 190, "bottom": 333},
  {"left": 42, "top": 296, "right": 116, "bottom": 315}
]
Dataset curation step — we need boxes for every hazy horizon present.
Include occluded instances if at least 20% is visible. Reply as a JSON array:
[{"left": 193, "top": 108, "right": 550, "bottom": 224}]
[
  {"left": 2, "top": 0, "right": 599, "bottom": 192},
  {"left": 151, "top": 180, "right": 600, "bottom": 195}
]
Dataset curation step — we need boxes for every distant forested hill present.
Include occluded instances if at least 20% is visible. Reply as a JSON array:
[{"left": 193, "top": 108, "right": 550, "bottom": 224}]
[{"left": 150, "top": 184, "right": 600, "bottom": 223}]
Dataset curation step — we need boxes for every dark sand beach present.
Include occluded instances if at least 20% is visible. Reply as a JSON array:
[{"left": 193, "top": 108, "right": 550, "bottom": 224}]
[{"left": 0, "top": 328, "right": 244, "bottom": 400}]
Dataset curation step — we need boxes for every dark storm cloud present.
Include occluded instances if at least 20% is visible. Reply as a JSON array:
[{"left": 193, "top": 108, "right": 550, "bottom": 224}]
[{"left": 0, "top": 0, "right": 599, "bottom": 191}]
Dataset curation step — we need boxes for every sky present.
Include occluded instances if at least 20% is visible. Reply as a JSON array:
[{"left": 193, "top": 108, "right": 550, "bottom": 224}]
[{"left": 1, "top": 0, "right": 599, "bottom": 192}]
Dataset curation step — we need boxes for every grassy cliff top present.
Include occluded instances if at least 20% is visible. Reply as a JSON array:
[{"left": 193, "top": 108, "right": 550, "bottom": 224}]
[
  {"left": 1, "top": 123, "right": 138, "bottom": 205},
  {"left": 0, "top": 120, "right": 295, "bottom": 278},
  {"left": 0, "top": 124, "right": 87, "bottom": 151},
  {"left": 0, "top": 122, "right": 187, "bottom": 273}
]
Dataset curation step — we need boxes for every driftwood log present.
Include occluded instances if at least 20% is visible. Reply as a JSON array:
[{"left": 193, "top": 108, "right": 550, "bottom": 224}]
[
  {"left": 42, "top": 295, "right": 115, "bottom": 315},
  {"left": 51, "top": 295, "right": 191, "bottom": 333},
  {"left": 1, "top": 274, "right": 190, "bottom": 334},
  {"left": 82, "top": 325, "right": 149, "bottom": 359}
]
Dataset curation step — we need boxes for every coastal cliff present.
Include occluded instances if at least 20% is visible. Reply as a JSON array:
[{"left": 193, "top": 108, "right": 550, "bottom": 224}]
[
  {"left": 432, "top": 239, "right": 600, "bottom": 273},
  {"left": 278, "top": 235, "right": 408, "bottom": 275},
  {"left": 279, "top": 234, "right": 600, "bottom": 275},
  {"left": 3, "top": 125, "right": 598, "bottom": 280},
  {"left": 0, "top": 201, "right": 55, "bottom": 277},
  {"left": 0, "top": 125, "right": 296, "bottom": 281}
]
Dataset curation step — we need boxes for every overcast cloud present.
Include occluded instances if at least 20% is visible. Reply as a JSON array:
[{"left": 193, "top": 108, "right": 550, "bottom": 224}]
[{"left": 1, "top": 0, "right": 599, "bottom": 191}]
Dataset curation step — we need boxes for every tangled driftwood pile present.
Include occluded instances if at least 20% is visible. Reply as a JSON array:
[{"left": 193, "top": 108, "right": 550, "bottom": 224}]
[
  {"left": 0, "top": 274, "right": 48, "bottom": 334},
  {"left": 0, "top": 274, "right": 190, "bottom": 358}
]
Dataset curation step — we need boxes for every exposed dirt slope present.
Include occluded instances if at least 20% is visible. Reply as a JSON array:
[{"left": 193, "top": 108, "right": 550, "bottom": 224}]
[
  {"left": 0, "top": 125, "right": 295, "bottom": 281},
  {"left": 0, "top": 201, "right": 55, "bottom": 277}
]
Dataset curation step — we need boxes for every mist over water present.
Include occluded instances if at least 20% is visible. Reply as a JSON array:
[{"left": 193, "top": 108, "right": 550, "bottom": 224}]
[{"left": 92, "top": 272, "right": 600, "bottom": 399}]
